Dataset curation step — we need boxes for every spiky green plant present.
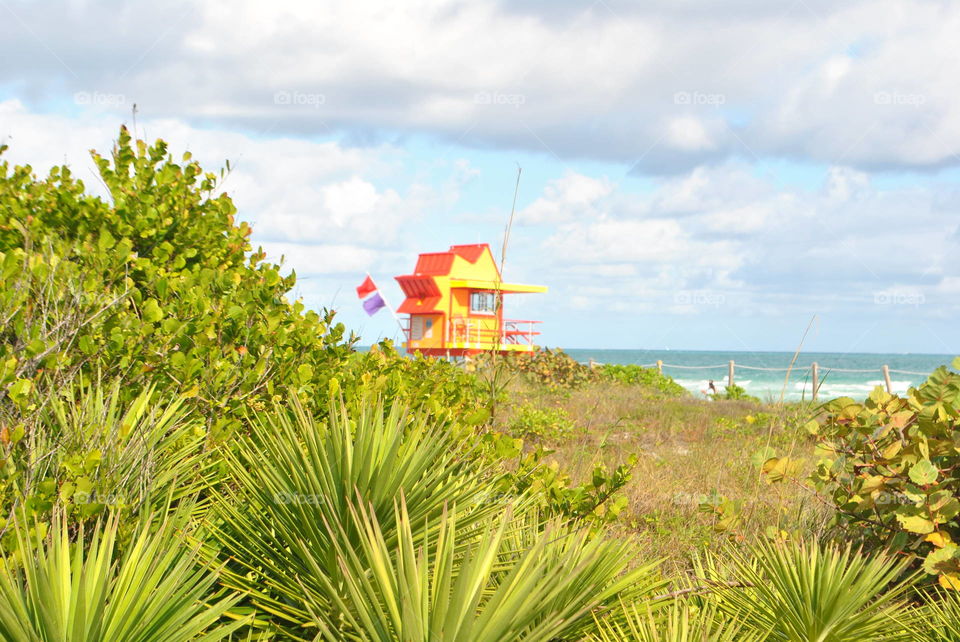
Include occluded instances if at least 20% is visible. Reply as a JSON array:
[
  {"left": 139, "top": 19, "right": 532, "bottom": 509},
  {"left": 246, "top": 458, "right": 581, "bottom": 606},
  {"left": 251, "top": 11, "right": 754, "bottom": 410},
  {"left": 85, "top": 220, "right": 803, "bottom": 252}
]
[
  {"left": 494, "top": 506, "right": 668, "bottom": 639},
  {"left": 214, "top": 400, "right": 504, "bottom": 635},
  {"left": 0, "top": 511, "right": 243, "bottom": 641},
  {"left": 917, "top": 589, "right": 960, "bottom": 641},
  {"left": 2, "top": 380, "right": 211, "bottom": 522},
  {"left": 718, "top": 539, "right": 917, "bottom": 641},
  {"left": 589, "top": 599, "right": 763, "bottom": 642},
  {"left": 314, "top": 497, "right": 664, "bottom": 641}
]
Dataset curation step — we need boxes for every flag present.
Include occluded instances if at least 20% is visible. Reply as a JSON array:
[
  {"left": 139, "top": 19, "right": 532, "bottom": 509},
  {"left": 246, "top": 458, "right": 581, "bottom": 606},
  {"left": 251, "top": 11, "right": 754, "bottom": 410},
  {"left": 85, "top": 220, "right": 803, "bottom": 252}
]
[
  {"left": 356, "top": 275, "right": 377, "bottom": 298},
  {"left": 362, "top": 292, "right": 386, "bottom": 316}
]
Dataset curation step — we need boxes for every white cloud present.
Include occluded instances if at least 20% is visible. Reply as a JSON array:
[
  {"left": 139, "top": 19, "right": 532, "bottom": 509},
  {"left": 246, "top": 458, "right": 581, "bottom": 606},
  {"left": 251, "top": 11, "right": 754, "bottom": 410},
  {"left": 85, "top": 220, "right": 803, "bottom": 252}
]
[
  {"left": 665, "top": 117, "right": 717, "bottom": 152},
  {"left": 3, "top": 0, "right": 960, "bottom": 172},
  {"left": 529, "top": 162, "right": 958, "bottom": 320},
  {"left": 519, "top": 172, "right": 613, "bottom": 223},
  {"left": 823, "top": 166, "right": 870, "bottom": 202},
  {"left": 258, "top": 242, "right": 378, "bottom": 276}
]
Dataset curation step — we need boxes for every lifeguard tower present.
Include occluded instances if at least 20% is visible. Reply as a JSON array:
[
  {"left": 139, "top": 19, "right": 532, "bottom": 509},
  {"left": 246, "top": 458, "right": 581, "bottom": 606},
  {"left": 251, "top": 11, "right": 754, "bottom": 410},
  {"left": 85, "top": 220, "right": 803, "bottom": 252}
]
[{"left": 395, "top": 244, "right": 547, "bottom": 356}]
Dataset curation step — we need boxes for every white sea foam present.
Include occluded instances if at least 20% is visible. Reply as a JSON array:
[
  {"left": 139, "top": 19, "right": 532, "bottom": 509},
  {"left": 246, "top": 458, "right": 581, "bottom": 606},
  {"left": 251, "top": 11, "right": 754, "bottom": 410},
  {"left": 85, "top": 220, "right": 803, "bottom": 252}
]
[{"left": 673, "top": 378, "right": 917, "bottom": 401}]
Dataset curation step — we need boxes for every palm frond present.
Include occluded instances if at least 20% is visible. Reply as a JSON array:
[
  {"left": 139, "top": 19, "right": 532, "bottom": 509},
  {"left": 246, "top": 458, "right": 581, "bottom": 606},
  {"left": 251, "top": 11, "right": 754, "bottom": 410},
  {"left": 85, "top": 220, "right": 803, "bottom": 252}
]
[
  {"left": 213, "top": 399, "right": 502, "bottom": 634},
  {"left": 718, "top": 539, "right": 917, "bottom": 641},
  {"left": 915, "top": 589, "right": 960, "bottom": 641},
  {"left": 315, "top": 497, "right": 663, "bottom": 642},
  {"left": 22, "top": 379, "right": 211, "bottom": 518},
  {"left": 0, "top": 510, "right": 244, "bottom": 642},
  {"left": 590, "top": 598, "right": 762, "bottom": 642}
]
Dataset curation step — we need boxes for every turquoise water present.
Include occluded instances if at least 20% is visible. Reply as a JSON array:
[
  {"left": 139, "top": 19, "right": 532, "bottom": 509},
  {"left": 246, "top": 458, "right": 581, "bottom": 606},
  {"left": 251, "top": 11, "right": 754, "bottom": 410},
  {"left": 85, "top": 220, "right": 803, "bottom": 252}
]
[{"left": 564, "top": 350, "right": 956, "bottom": 402}]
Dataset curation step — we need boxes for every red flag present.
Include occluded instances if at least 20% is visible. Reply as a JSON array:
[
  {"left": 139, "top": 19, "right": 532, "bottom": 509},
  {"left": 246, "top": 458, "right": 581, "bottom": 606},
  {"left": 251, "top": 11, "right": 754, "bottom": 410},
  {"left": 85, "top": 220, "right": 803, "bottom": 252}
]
[{"left": 356, "top": 275, "right": 377, "bottom": 298}]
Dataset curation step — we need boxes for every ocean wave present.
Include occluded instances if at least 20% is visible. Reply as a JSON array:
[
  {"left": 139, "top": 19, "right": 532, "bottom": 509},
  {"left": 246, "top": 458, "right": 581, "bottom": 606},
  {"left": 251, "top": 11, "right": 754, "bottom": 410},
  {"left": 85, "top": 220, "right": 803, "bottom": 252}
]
[{"left": 672, "top": 378, "right": 920, "bottom": 401}]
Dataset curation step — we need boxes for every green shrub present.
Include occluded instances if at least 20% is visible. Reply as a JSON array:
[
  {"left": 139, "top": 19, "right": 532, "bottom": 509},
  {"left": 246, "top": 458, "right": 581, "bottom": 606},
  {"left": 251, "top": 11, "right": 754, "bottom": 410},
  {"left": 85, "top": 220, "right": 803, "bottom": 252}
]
[
  {"left": 509, "top": 348, "right": 596, "bottom": 389},
  {"left": 505, "top": 350, "right": 688, "bottom": 397},
  {"left": 717, "top": 539, "right": 918, "bottom": 641},
  {"left": 0, "top": 509, "right": 244, "bottom": 641},
  {"left": 598, "top": 364, "right": 687, "bottom": 397},
  {"left": 0, "top": 129, "right": 491, "bottom": 524},
  {"left": 499, "top": 446, "right": 638, "bottom": 531},
  {"left": 0, "top": 127, "right": 355, "bottom": 439},
  {"left": 0, "top": 382, "right": 209, "bottom": 532},
  {"left": 510, "top": 405, "right": 576, "bottom": 440},
  {"left": 714, "top": 384, "right": 760, "bottom": 403},
  {"left": 777, "top": 361, "right": 960, "bottom": 590}
]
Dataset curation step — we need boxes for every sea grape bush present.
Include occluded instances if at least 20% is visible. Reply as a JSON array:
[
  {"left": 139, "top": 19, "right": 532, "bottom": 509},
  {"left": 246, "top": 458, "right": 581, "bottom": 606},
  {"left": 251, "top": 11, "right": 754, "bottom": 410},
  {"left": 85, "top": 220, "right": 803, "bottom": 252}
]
[
  {"left": 492, "top": 440, "right": 638, "bottom": 530},
  {"left": 0, "top": 127, "right": 354, "bottom": 437},
  {"left": 509, "top": 404, "right": 576, "bottom": 440},
  {"left": 510, "top": 347, "right": 597, "bottom": 389},
  {"left": 598, "top": 364, "right": 687, "bottom": 396},
  {"left": 714, "top": 383, "right": 760, "bottom": 403},
  {"left": 776, "top": 360, "right": 960, "bottom": 589},
  {"left": 506, "top": 348, "right": 687, "bottom": 396},
  {"left": 0, "top": 129, "right": 490, "bottom": 527}
]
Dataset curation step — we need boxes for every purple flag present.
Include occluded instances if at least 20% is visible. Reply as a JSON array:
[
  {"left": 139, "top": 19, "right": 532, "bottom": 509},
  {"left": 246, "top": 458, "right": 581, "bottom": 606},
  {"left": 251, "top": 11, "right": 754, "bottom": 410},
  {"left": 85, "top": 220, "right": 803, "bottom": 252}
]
[{"left": 362, "top": 292, "right": 386, "bottom": 316}]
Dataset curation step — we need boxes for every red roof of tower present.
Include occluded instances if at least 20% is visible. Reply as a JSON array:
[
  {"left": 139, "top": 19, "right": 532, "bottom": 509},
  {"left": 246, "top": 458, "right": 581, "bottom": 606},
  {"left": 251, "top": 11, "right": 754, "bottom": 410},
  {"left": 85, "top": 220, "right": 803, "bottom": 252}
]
[
  {"left": 395, "top": 244, "right": 504, "bottom": 315},
  {"left": 414, "top": 252, "right": 455, "bottom": 275},
  {"left": 396, "top": 275, "right": 442, "bottom": 298},
  {"left": 449, "top": 244, "right": 489, "bottom": 264}
]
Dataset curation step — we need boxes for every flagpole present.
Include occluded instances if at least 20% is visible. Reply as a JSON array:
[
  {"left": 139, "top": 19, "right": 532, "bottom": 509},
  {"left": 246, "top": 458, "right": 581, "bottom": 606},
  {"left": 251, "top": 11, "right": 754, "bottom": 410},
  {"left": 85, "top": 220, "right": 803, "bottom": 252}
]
[{"left": 367, "top": 272, "right": 407, "bottom": 340}]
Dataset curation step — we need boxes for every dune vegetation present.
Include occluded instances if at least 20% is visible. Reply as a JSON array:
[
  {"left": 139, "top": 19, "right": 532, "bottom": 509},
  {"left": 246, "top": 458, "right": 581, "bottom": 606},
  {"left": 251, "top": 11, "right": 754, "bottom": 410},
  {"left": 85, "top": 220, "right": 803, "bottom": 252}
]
[{"left": 1, "top": 128, "right": 959, "bottom": 640}]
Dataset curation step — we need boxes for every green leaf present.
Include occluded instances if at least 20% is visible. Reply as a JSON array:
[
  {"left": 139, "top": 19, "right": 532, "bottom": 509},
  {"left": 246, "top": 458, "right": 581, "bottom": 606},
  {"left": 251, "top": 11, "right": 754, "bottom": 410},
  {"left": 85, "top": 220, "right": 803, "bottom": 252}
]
[
  {"left": 897, "top": 512, "right": 936, "bottom": 534},
  {"left": 297, "top": 363, "right": 314, "bottom": 381},
  {"left": 7, "top": 378, "right": 33, "bottom": 404},
  {"left": 84, "top": 450, "right": 102, "bottom": 474},
  {"left": 909, "top": 459, "right": 939, "bottom": 485},
  {"left": 925, "top": 544, "right": 960, "bottom": 575},
  {"left": 751, "top": 446, "right": 777, "bottom": 468},
  {"left": 141, "top": 298, "right": 163, "bottom": 323}
]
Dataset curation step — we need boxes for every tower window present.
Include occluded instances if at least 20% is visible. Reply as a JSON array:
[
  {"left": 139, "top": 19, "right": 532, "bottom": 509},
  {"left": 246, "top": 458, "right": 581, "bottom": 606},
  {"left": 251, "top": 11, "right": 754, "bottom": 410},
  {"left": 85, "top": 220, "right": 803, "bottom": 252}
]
[{"left": 470, "top": 292, "right": 496, "bottom": 314}]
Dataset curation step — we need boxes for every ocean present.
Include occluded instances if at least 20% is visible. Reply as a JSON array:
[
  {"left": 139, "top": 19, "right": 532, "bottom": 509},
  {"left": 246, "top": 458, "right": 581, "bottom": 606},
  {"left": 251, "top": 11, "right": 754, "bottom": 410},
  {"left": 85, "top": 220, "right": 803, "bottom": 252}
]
[{"left": 563, "top": 349, "right": 956, "bottom": 402}]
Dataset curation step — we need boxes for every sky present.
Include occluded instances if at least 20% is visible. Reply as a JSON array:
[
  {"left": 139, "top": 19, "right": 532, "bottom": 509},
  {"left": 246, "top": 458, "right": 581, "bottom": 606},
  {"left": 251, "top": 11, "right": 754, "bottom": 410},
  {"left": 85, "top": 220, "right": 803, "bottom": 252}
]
[{"left": 1, "top": 0, "right": 958, "bottom": 354}]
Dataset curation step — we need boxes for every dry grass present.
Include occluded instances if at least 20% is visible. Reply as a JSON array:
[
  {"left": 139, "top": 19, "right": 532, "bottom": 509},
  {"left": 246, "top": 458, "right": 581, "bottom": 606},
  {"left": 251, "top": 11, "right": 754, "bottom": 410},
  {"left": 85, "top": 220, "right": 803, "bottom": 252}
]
[{"left": 495, "top": 379, "right": 830, "bottom": 573}]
